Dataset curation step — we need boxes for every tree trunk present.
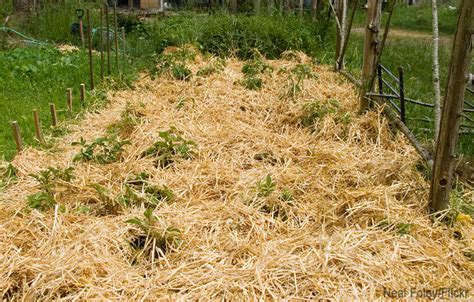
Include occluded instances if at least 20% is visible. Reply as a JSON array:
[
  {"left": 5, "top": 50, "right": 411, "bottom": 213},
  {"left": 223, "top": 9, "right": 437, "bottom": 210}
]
[
  {"left": 359, "top": 0, "right": 382, "bottom": 112},
  {"left": 430, "top": 0, "right": 474, "bottom": 213},
  {"left": 431, "top": 0, "right": 442, "bottom": 139}
]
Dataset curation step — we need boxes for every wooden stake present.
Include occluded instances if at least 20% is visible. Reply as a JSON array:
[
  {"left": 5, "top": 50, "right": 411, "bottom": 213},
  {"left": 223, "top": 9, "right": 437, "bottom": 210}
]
[
  {"left": 50, "top": 103, "right": 58, "bottom": 127},
  {"left": 335, "top": 0, "right": 347, "bottom": 70},
  {"left": 33, "top": 109, "right": 45, "bottom": 144},
  {"left": 359, "top": 0, "right": 382, "bottom": 113},
  {"left": 80, "top": 83, "right": 86, "bottom": 104},
  {"left": 100, "top": 7, "right": 104, "bottom": 80},
  {"left": 113, "top": 1, "right": 119, "bottom": 72},
  {"left": 105, "top": 4, "right": 111, "bottom": 75},
  {"left": 86, "top": 9, "right": 94, "bottom": 90},
  {"left": 121, "top": 27, "right": 126, "bottom": 70},
  {"left": 67, "top": 88, "right": 73, "bottom": 113},
  {"left": 11, "top": 121, "right": 23, "bottom": 152},
  {"left": 430, "top": 0, "right": 474, "bottom": 213}
]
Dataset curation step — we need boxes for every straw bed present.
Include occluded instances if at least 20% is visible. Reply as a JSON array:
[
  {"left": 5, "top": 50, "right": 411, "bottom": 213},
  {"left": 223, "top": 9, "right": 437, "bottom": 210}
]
[{"left": 0, "top": 49, "right": 472, "bottom": 300}]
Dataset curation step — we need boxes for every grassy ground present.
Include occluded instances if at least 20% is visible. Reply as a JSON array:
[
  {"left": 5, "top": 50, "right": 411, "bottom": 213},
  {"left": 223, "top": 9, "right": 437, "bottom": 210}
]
[
  {"left": 353, "top": 2, "right": 459, "bottom": 35},
  {"left": 0, "top": 46, "right": 131, "bottom": 160}
]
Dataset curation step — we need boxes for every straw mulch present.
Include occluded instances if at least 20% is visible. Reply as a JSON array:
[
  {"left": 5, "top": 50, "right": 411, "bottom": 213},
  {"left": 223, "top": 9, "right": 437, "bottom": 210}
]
[{"left": 1, "top": 48, "right": 473, "bottom": 300}]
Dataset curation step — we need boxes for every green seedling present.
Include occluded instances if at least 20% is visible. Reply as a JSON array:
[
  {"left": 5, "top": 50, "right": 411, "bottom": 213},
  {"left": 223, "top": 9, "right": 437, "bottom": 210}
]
[
  {"left": 27, "top": 192, "right": 56, "bottom": 211},
  {"left": 141, "top": 127, "right": 196, "bottom": 168},
  {"left": 126, "top": 208, "right": 183, "bottom": 257},
  {"left": 72, "top": 136, "right": 130, "bottom": 164},
  {"left": 107, "top": 102, "right": 143, "bottom": 138},
  {"left": 0, "top": 162, "right": 17, "bottom": 189},
  {"left": 171, "top": 64, "right": 192, "bottom": 81},
  {"left": 26, "top": 166, "right": 74, "bottom": 211},
  {"left": 241, "top": 76, "right": 262, "bottom": 90},
  {"left": 256, "top": 174, "right": 276, "bottom": 198},
  {"left": 196, "top": 59, "right": 226, "bottom": 77}
]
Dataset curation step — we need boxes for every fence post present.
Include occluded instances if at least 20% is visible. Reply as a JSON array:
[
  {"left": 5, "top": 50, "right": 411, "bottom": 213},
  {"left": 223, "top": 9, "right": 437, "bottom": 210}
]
[
  {"left": 359, "top": 0, "right": 382, "bottom": 113},
  {"left": 80, "top": 83, "right": 86, "bottom": 105},
  {"left": 430, "top": 0, "right": 474, "bottom": 213},
  {"left": 398, "top": 66, "right": 406, "bottom": 124},
  {"left": 11, "top": 121, "right": 23, "bottom": 152}
]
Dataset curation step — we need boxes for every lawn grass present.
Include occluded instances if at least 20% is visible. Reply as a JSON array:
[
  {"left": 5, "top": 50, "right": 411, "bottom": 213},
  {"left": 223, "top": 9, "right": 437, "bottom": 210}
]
[
  {"left": 353, "top": 2, "right": 459, "bottom": 35},
  {"left": 0, "top": 46, "right": 124, "bottom": 160}
]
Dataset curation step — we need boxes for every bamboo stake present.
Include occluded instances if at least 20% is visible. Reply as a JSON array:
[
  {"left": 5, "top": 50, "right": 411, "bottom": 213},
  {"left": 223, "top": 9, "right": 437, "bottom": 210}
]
[
  {"left": 86, "top": 9, "right": 94, "bottom": 90},
  {"left": 50, "top": 103, "right": 58, "bottom": 127},
  {"left": 33, "top": 109, "right": 45, "bottom": 144},
  {"left": 67, "top": 88, "right": 73, "bottom": 113},
  {"left": 11, "top": 121, "right": 23, "bottom": 152}
]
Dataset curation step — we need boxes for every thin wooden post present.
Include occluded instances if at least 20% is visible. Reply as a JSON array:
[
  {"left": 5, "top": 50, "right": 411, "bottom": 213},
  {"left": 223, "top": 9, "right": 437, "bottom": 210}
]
[
  {"left": 100, "top": 7, "right": 104, "bottom": 80},
  {"left": 113, "top": 1, "right": 119, "bottom": 72},
  {"left": 105, "top": 4, "right": 111, "bottom": 75},
  {"left": 311, "top": 0, "right": 318, "bottom": 18},
  {"left": 430, "top": 0, "right": 474, "bottom": 213},
  {"left": 87, "top": 9, "right": 94, "bottom": 90},
  {"left": 50, "top": 103, "right": 58, "bottom": 127},
  {"left": 33, "top": 109, "right": 45, "bottom": 144},
  {"left": 80, "top": 83, "right": 86, "bottom": 104},
  {"left": 231, "top": 0, "right": 237, "bottom": 14},
  {"left": 377, "top": 64, "right": 383, "bottom": 94},
  {"left": 335, "top": 0, "right": 347, "bottom": 70},
  {"left": 121, "top": 27, "right": 126, "bottom": 69},
  {"left": 338, "top": 0, "right": 359, "bottom": 70},
  {"left": 359, "top": 0, "right": 382, "bottom": 113},
  {"left": 66, "top": 88, "right": 73, "bottom": 113},
  {"left": 11, "top": 121, "right": 23, "bottom": 152},
  {"left": 398, "top": 66, "right": 406, "bottom": 124}
]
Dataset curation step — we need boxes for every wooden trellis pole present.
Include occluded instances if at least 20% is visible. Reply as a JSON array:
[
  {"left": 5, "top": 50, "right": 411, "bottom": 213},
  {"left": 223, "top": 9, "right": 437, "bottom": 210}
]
[
  {"left": 87, "top": 9, "right": 95, "bottom": 90},
  {"left": 335, "top": 0, "right": 347, "bottom": 71},
  {"left": 430, "top": 0, "right": 474, "bottom": 213},
  {"left": 359, "top": 0, "right": 382, "bottom": 113}
]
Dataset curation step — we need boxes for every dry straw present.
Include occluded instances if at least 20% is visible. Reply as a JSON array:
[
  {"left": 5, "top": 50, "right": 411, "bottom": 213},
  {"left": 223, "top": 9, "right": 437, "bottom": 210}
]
[{"left": 0, "top": 48, "right": 472, "bottom": 300}]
